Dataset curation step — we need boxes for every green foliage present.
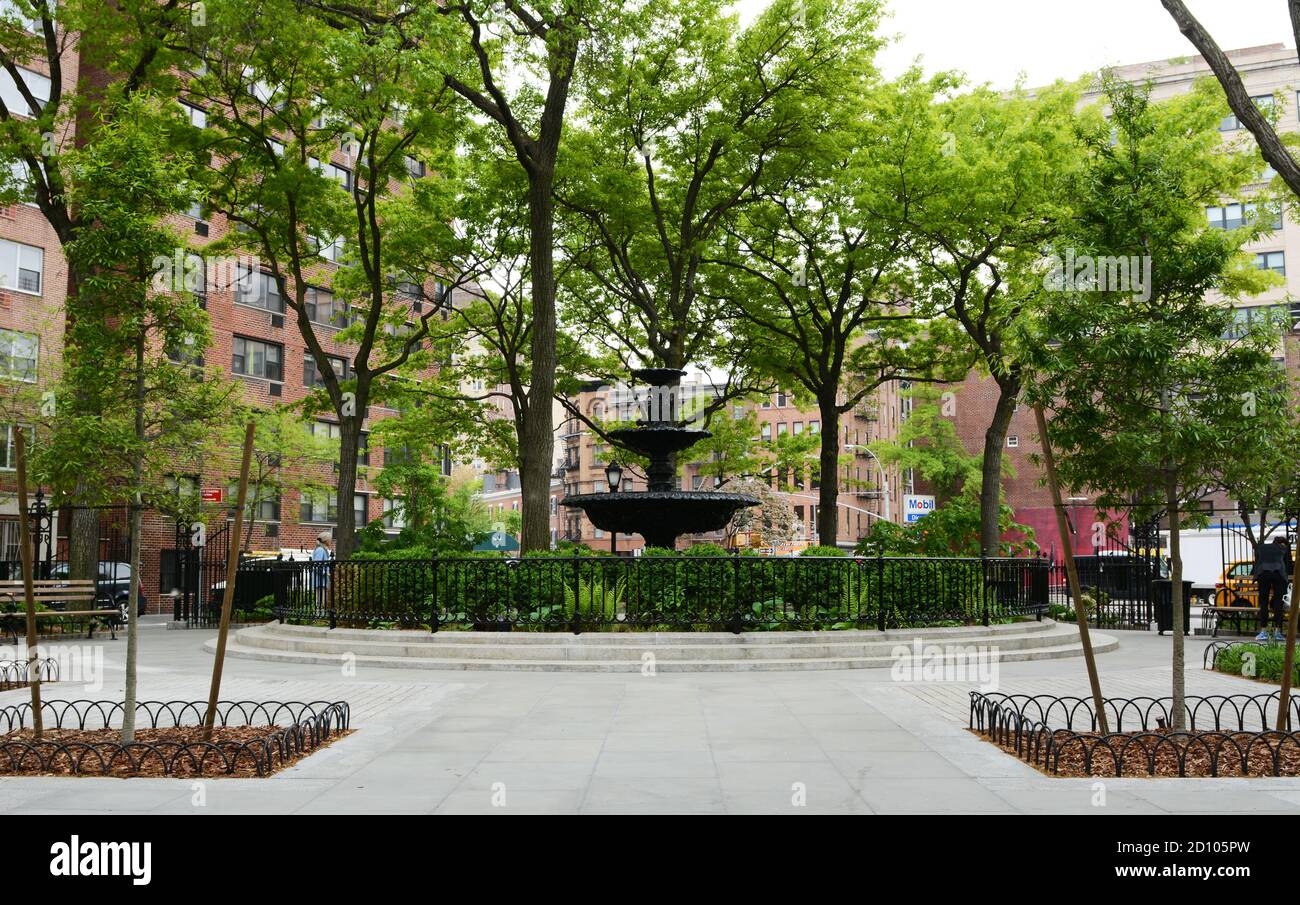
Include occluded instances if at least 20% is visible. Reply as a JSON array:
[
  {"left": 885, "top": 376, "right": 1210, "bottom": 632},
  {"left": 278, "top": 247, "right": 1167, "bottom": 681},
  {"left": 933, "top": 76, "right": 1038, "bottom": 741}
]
[
  {"left": 1215, "top": 642, "right": 1300, "bottom": 684},
  {"left": 355, "top": 475, "right": 495, "bottom": 555},
  {"left": 856, "top": 493, "right": 1036, "bottom": 557},
  {"left": 563, "top": 575, "right": 626, "bottom": 622},
  {"left": 871, "top": 385, "right": 982, "bottom": 502},
  {"left": 33, "top": 94, "right": 234, "bottom": 505}
]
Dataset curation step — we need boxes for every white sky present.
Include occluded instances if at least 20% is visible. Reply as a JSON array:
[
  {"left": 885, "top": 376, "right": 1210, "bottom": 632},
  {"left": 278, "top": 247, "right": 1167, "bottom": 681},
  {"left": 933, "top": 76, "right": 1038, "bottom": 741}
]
[{"left": 735, "top": 0, "right": 1295, "bottom": 89}]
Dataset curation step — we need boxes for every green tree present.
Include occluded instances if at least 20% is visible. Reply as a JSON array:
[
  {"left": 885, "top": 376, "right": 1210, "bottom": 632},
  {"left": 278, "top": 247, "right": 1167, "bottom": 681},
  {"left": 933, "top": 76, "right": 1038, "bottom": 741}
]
[
  {"left": 685, "top": 407, "right": 765, "bottom": 488},
  {"left": 872, "top": 385, "right": 982, "bottom": 504},
  {"left": 1025, "top": 77, "right": 1281, "bottom": 729},
  {"left": 715, "top": 70, "right": 969, "bottom": 546},
  {"left": 0, "top": 0, "right": 194, "bottom": 579},
  {"left": 557, "top": 0, "right": 882, "bottom": 429},
  {"left": 186, "top": 0, "right": 471, "bottom": 559},
  {"left": 906, "top": 81, "right": 1083, "bottom": 556},
  {"left": 44, "top": 94, "right": 233, "bottom": 741},
  {"left": 215, "top": 406, "right": 337, "bottom": 551}
]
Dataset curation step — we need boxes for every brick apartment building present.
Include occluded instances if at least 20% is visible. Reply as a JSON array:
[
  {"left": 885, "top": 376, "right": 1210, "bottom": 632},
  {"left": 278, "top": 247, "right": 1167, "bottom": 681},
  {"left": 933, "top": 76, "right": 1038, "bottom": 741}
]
[{"left": 944, "top": 43, "right": 1300, "bottom": 552}]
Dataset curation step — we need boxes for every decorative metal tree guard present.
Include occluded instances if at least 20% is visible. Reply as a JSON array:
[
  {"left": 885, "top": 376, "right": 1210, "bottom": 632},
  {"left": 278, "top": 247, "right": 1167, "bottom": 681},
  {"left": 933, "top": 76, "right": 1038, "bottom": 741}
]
[{"left": 560, "top": 367, "right": 758, "bottom": 550}]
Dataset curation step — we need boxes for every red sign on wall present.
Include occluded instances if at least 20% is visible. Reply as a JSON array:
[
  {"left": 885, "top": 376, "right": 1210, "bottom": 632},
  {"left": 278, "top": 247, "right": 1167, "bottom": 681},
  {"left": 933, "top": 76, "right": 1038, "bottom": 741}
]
[{"left": 201, "top": 488, "right": 223, "bottom": 503}]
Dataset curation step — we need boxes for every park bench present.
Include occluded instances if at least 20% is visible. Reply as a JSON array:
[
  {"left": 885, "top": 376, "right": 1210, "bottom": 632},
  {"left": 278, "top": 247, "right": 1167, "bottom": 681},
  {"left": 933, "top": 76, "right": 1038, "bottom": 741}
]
[
  {"left": 1206, "top": 603, "right": 1291, "bottom": 637},
  {"left": 0, "top": 579, "right": 118, "bottom": 643}
]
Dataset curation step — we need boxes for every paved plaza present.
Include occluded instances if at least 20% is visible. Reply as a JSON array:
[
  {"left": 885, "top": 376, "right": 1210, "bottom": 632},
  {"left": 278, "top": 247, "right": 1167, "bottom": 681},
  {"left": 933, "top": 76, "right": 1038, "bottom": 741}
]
[{"left": 2, "top": 622, "right": 1299, "bottom": 814}]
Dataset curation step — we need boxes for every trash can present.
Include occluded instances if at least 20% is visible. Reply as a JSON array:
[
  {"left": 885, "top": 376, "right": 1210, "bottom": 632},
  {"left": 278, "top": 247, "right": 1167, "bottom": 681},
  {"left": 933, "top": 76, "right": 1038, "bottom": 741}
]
[{"left": 1153, "top": 579, "right": 1193, "bottom": 635}]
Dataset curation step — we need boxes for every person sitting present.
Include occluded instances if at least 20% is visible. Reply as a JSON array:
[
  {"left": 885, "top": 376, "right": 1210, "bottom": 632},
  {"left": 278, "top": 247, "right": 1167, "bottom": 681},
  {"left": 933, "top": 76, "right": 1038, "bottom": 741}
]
[{"left": 1253, "top": 537, "right": 1292, "bottom": 642}]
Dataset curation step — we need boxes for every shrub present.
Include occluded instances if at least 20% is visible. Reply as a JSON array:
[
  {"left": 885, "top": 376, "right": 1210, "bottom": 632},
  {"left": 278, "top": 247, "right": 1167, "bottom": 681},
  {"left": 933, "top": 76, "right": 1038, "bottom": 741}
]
[{"left": 1215, "top": 642, "right": 1300, "bottom": 684}]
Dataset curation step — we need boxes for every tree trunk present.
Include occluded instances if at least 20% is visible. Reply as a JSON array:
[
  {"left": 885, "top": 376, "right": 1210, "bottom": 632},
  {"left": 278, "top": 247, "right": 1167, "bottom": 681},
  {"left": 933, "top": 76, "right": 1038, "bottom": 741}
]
[
  {"left": 334, "top": 416, "right": 360, "bottom": 560},
  {"left": 979, "top": 377, "right": 1020, "bottom": 556},
  {"left": 68, "top": 495, "right": 99, "bottom": 582},
  {"left": 1164, "top": 469, "right": 1186, "bottom": 732},
  {"left": 121, "top": 330, "right": 146, "bottom": 744},
  {"left": 1034, "top": 404, "right": 1109, "bottom": 733},
  {"left": 519, "top": 170, "right": 558, "bottom": 552},
  {"left": 64, "top": 263, "right": 99, "bottom": 582},
  {"left": 816, "top": 395, "right": 841, "bottom": 546}
]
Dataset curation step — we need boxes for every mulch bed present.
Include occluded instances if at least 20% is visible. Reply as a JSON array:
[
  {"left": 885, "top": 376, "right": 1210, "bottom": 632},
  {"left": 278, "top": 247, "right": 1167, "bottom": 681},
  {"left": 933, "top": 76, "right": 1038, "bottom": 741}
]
[
  {"left": 0, "top": 725, "right": 352, "bottom": 778},
  {"left": 972, "top": 727, "right": 1300, "bottom": 778}
]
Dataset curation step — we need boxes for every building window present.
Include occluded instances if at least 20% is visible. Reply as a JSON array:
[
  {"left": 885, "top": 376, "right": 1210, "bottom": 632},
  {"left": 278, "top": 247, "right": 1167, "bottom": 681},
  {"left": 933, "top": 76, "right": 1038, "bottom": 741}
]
[
  {"left": 1254, "top": 251, "right": 1286, "bottom": 275},
  {"left": 306, "top": 286, "right": 349, "bottom": 326},
  {"left": 355, "top": 493, "right": 368, "bottom": 527},
  {"left": 809, "top": 420, "right": 820, "bottom": 433},
  {"left": 777, "top": 423, "right": 788, "bottom": 437},
  {"left": 404, "top": 155, "right": 425, "bottom": 179},
  {"left": 231, "top": 336, "right": 283, "bottom": 381},
  {"left": 761, "top": 423, "right": 772, "bottom": 442},
  {"left": 0, "top": 329, "right": 37, "bottom": 382},
  {"left": 1224, "top": 304, "right": 1285, "bottom": 340},
  {"left": 311, "top": 421, "right": 342, "bottom": 442},
  {"left": 0, "top": 423, "right": 30, "bottom": 469},
  {"left": 299, "top": 493, "right": 336, "bottom": 524},
  {"left": 236, "top": 268, "right": 283, "bottom": 313},
  {"left": 229, "top": 485, "right": 280, "bottom": 521},
  {"left": 1207, "top": 202, "right": 1281, "bottom": 231},
  {"left": 383, "top": 498, "right": 405, "bottom": 530},
  {"left": 304, "top": 353, "right": 350, "bottom": 388},
  {"left": 0, "top": 0, "right": 43, "bottom": 34},
  {"left": 0, "top": 239, "right": 43, "bottom": 294},
  {"left": 166, "top": 334, "right": 204, "bottom": 368},
  {"left": 1221, "top": 95, "right": 1274, "bottom": 131},
  {"left": 0, "top": 66, "right": 50, "bottom": 117},
  {"left": 180, "top": 102, "right": 207, "bottom": 129},
  {"left": 311, "top": 234, "right": 343, "bottom": 263}
]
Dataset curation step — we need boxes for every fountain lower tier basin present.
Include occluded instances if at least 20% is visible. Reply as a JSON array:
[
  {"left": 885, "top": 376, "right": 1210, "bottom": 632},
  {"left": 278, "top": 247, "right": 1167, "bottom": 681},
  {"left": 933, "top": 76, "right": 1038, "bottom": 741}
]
[{"left": 560, "top": 491, "right": 758, "bottom": 550}]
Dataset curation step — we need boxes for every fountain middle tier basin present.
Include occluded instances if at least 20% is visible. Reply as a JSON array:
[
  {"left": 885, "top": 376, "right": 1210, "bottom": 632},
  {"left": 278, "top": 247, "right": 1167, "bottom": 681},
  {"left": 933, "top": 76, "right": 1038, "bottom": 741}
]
[
  {"left": 560, "top": 490, "right": 758, "bottom": 550},
  {"left": 607, "top": 426, "right": 711, "bottom": 459}
]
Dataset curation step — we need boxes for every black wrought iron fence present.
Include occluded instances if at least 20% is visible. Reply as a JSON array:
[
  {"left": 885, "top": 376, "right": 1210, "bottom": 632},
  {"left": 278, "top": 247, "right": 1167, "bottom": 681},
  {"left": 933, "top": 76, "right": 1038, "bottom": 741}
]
[{"left": 240, "top": 554, "right": 1051, "bottom": 632}]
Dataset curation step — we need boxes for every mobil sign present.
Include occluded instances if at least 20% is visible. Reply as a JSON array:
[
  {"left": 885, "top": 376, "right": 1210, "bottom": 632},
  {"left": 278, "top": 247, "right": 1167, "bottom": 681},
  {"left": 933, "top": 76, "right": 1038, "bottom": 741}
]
[{"left": 903, "top": 494, "right": 936, "bottom": 524}]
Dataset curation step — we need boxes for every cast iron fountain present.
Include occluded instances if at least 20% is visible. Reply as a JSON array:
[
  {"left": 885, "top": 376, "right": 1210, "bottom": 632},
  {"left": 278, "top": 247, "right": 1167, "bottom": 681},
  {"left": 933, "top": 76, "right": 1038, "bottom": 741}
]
[{"left": 560, "top": 368, "right": 759, "bottom": 550}]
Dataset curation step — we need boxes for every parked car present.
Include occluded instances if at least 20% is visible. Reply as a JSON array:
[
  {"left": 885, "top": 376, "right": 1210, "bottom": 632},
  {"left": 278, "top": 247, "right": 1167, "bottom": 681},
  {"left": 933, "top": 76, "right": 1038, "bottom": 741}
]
[{"left": 49, "top": 561, "right": 147, "bottom": 618}]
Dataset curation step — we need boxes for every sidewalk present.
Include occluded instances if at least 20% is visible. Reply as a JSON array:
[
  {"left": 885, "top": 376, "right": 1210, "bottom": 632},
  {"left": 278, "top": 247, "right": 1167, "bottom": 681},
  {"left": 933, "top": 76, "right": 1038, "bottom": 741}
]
[{"left": 1, "top": 627, "right": 1296, "bottom": 814}]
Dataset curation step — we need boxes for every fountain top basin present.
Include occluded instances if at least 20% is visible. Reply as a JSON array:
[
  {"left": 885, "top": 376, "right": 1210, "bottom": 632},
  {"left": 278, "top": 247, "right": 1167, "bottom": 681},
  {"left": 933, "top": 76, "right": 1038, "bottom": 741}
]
[{"left": 630, "top": 367, "right": 687, "bottom": 387}]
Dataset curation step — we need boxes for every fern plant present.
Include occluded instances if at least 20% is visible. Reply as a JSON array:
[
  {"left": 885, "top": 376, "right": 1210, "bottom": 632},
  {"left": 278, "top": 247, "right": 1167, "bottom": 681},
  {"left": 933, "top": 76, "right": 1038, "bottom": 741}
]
[{"left": 563, "top": 575, "right": 627, "bottom": 623}]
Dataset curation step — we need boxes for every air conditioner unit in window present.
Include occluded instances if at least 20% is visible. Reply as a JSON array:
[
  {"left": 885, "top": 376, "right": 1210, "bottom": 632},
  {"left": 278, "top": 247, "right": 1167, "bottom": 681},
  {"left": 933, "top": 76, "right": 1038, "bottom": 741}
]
[
  {"left": 264, "top": 523, "right": 279, "bottom": 537},
  {"left": 194, "top": 221, "right": 209, "bottom": 237},
  {"left": 271, "top": 314, "right": 284, "bottom": 329},
  {"left": 269, "top": 383, "right": 282, "bottom": 397}
]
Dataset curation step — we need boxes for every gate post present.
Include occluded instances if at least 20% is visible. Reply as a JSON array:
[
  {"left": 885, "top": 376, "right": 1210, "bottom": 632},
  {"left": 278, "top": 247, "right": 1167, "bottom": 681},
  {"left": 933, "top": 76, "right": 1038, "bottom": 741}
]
[
  {"left": 981, "top": 554, "right": 990, "bottom": 627},
  {"left": 430, "top": 553, "right": 439, "bottom": 633},
  {"left": 730, "top": 548, "right": 743, "bottom": 634},
  {"left": 876, "top": 549, "right": 886, "bottom": 631},
  {"left": 570, "top": 551, "right": 582, "bottom": 635}
]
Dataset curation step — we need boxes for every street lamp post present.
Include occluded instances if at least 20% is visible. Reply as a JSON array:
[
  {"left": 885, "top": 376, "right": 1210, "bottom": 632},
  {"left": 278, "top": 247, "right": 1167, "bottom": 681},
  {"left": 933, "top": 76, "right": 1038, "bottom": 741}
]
[
  {"left": 604, "top": 462, "right": 623, "bottom": 555},
  {"left": 844, "top": 444, "right": 891, "bottom": 522}
]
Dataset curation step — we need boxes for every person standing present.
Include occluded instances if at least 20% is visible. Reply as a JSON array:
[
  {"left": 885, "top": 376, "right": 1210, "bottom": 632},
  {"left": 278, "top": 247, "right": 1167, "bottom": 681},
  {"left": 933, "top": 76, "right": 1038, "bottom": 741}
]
[
  {"left": 1253, "top": 536, "right": 1292, "bottom": 641},
  {"left": 312, "top": 531, "right": 332, "bottom": 611}
]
